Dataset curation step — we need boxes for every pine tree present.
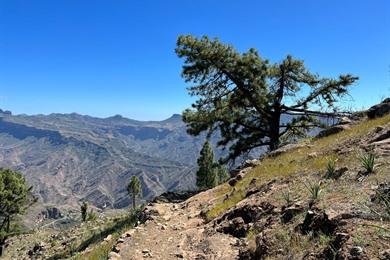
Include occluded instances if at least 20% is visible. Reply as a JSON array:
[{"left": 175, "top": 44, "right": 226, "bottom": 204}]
[
  {"left": 127, "top": 176, "right": 142, "bottom": 210},
  {"left": 80, "top": 201, "right": 88, "bottom": 222},
  {"left": 196, "top": 141, "right": 218, "bottom": 190},
  {"left": 176, "top": 35, "right": 358, "bottom": 162},
  {"left": 0, "top": 169, "right": 36, "bottom": 256},
  {"left": 216, "top": 164, "right": 229, "bottom": 184}
]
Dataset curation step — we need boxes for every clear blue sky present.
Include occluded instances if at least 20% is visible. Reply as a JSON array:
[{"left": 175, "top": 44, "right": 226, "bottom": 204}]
[{"left": 0, "top": 0, "right": 389, "bottom": 120}]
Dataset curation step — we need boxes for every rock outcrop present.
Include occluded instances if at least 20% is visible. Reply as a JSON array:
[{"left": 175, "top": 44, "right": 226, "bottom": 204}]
[{"left": 367, "top": 98, "right": 390, "bottom": 118}]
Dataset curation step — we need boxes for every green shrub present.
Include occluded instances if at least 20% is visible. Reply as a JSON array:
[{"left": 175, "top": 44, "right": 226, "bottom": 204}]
[
  {"left": 372, "top": 184, "right": 390, "bottom": 219},
  {"left": 325, "top": 158, "right": 336, "bottom": 179},
  {"left": 87, "top": 210, "right": 98, "bottom": 222},
  {"left": 281, "top": 189, "right": 293, "bottom": 206},
  {"left": 304, "top": 181, "right": 322, "bottom": 202},
  {"left": 359, "top": 152, "right": 376, "bottom": 174}
]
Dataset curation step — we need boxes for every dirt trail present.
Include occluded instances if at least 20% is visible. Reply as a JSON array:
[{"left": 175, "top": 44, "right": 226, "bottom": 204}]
[{"left": 117, "top": 193, "right": 240, "bottom": 260}]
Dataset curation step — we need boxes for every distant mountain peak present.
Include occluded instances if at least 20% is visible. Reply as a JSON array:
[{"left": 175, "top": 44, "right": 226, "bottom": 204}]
[
  {"left": 0, "top": 109, "right": 12, "bottom": 116},
  {"left": 163, "top": 114, "right": 182, "bottom": 123}
]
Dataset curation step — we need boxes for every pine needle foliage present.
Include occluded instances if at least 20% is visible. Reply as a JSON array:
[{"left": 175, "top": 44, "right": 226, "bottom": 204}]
[
  {"left": 176, "top": 35, "right": 358, "bottom": 162},
  {"left": 196, "top": 141, "right": 218, "bottom": 190},
  {"left": 0, "top": 169, "right": 36, "bottom": 256},
  {"left": 127, "top": 176, "right": 142, "bottom": 210}
]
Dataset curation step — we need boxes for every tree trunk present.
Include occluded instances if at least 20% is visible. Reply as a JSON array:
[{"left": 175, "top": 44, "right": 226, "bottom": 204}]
[
  {"left": 0, "top": 238, "right": 5, "bottom": 257},
  {"left": 0, "top": 217, "right": 10, "bottom": 257},
  {"left": 132, "top": 196, "right": 136, "bottom": 210},
  {"left": 269, "top": 111, "right": 281, "bottom": 151}
]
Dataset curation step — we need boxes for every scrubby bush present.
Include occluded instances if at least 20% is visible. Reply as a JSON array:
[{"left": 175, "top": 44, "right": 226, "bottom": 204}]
[
  {"left": 325, "top": 158, "right": 336, "bottom": 179},
  {"left": 304, "top": 181, "right": 322, "bottom": 202},
  {"left": 359, "top": 152, "right": 376, "bottom": 174},
  {"left": 87, "top": 210, "right": 98, "bottom": 222},
  {"left": 281, "top": 189, "right": 293, "bottom": 206}
]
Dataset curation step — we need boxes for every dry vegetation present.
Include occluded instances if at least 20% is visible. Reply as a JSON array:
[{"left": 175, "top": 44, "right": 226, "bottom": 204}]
[
  {"left": 202, "top": 114, "right": 390, "bottom": 258},
  {"left": 208, "top": 114, "right": 390, "bottom": 219}
]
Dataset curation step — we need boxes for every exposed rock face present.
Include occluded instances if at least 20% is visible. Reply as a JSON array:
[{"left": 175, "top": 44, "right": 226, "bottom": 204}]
[
  {"left": 321, "top": 232, "right": 350, "bottom": 259},
  {"left": 216, "top": 217, "right": 248, "bottom": 238},
  {"left": 238, "top": 233, "right": 269, "bottom": 260},
  {"left": 268, "top": 143, "right": 310, "bottom": 157},
  {"left": 216, "top": 202, "right": 275, "bottom": 226},
  {"left": 0, "top": 113, "right": 203, "bottom": 210},
  {"left": 245, "top": 180, "right": 275, "bottom": 198},
  {"left": 317, "top": 124, "right": 350, "bottom": 138},
  {"left": 280, "top": 203, "right": 304, "bottom": 223},
  {"left": 298, "top": 208, "right": 337, "bottom": 236},
  {"left": 367, "top": 98, "right": 390, "bottom": 118},
  {"left": 41, "top": 207, "right": 62, "bottom": 219},
  {"left": 152, "top": 191, "right": 199, "bottom": 203}
]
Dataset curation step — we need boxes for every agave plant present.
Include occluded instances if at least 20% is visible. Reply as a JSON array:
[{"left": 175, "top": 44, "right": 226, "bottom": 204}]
[
  {"left": 360, "top": 152, "right": 376, "bottom": 174},
  {"left": 304, "top": 181, "right": 322, "bottom": 202},
  {"left": 281, "top": 189, "right": 293, "bottom": 206},
  {"left": 326, "top": 158, "right": 337, "bottom": 179}
]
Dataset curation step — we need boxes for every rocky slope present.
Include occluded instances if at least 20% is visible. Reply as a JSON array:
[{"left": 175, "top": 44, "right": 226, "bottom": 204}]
[
  {"left": 0, "top": 108, "right": 328, "bottom": 216},
  {"left": 3, "top": 100, "right": 390, "bottom": 259},
  {"left": 100, "top": 101, "right": 390, "bottom": 260},
  {"left": 0, "top": 111, "right": 203, "bottom": 212}
]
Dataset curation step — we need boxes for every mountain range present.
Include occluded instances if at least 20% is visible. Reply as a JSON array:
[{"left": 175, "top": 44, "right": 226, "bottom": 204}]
[{"left": 0, "top": 110, "right": 206, "bottom": 210}]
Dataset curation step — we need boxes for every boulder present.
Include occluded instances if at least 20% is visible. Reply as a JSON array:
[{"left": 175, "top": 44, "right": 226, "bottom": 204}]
[
  {"left": 216, "top": 217, "right": 248, "bottom": 238},
  {"left": 152, "top": 191, "right": 198, "bottom": 203},
  {"left": 42, "top": 207, "right": 62, "bottom": 219},
  {"left": 328, "top": 166, "right": 349, "bottom": 179},
  {"left": 268, "top": 143, "right": 310, "bottom": 157},
  {"left": 281, "top": 204, "right": 304, "bottom": 223},
  {"left": 228, "top": 178, "right": 238, "bottom": 187},
  {"left": 317, "top": 124, "right": 350, "bottom": 138},
  {"left": 108, "top": 251, "right": 121, "bottom": 259},
  {"left": 321, "top": 232, "right": 350, "bottom": 259},
  {"left": 216, "top": 202, "right": 275, "bottom": 225},
  {"left": 138, "top": 207, "right": 160, "bottom": 222},
  {"left": 367, "top": 98, "right": 390, "bottom": 118},
  {"left": 253, "top": 234, "right": 269, "bottom": 259},
  {"left": 338, "top": 116, "right": 353, "bottom": 125},
  {"left": 379, "top": 249, "right": 390, "bottom": 260},
  {"left": 104, "top": 234, "right": 113, "bottom": 242},
  {"left": 245, "top": 180, "right": 275, "bottom": 198},
  {"left": 237, "top": 233, "right": 269, "bottom": 259},
  {"left": 298, "top": 208, "right": 337, "bottom": 236},
  {"left": 241, "top": 159, "right": 260, "bottom": 168},
  {"left": 369, "top": 129, "right": 390, "bottom": 143}
]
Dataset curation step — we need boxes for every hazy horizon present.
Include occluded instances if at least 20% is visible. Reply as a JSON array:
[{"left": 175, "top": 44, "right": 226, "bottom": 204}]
[{"left": 1, "top": 0, "right": 389, "bottom": 120}]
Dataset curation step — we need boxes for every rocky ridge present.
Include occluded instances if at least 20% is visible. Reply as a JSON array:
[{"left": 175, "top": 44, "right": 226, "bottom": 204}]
[{"left": 101, "top": 102, "right": 390, "bottom": 260}]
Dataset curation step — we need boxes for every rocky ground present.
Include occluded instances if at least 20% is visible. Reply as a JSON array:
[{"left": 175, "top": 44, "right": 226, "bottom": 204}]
[
  {"left": 103, "top": 100, "right": 390, "bottom": 260},
  {"left": 112, "top": 195, "right": 241, "bottom": 259},
  {"left": 3, "top": 99, "right": 390, "bottom": 260}
]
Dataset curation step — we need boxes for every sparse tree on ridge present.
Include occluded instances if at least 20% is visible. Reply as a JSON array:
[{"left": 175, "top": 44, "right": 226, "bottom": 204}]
[
  {"left": 196, "top": 141, "right": 218, "bottom": 190},
  {"left": 127, "top": 176, "right": 142, "bottom": 210},
  {"left": 80, "top": 201, "right": 88, "bottom": 222},
  {"left": 0, "top": 169, "right": 36, "bottom": 256},
  {"left": 176, "top": 35, "right": 358, "bottom": 162}
]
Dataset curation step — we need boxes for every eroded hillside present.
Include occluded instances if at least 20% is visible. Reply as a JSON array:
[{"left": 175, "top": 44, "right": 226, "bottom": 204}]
[
  {"left": 0, "top": 112, "right": 200, "bottom": 213},
  {"left": 100, "top": 109, "right": 390, "bottom": 259}
]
